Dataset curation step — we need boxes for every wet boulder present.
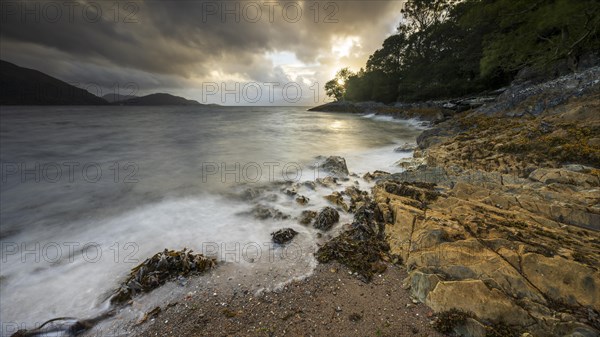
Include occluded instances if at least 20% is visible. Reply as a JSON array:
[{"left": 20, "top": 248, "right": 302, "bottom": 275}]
[
  {"left": 363, "top": 171, "right": 391, "bottom": 182},
  {"left": 314, "top": 207, "right": 340, "bottom": 231},
  {"left": 298, "top": 210, "right": 318, "bottom": 225},
  {"left": 344, "top": 186, "right": 370, "bottom": 212},
  {"left": 283, "top": 186, "right": 298, "bottom": 196},
  {"left": 324, "top": 191, "right": 349, "bottom": 212},
  {"left": 316, "top": 176, "right": 339, "bottom": 188},
  {"left": 239, "top": 187, "right": 263, "bottom": 200},
  {"left": 321, "top": 156, "right": 349, "bottom": 177},
  {"left": 394, "top": 143, "right": 417, "bottom": 153},
  {"left": 271, "top": 228, "right": 299, "bottom": 244},
  {"left": 250, "top": 205, "right": 290, "bottom": 220},
  {"left": 344, "top": 185, "right": 363, "bottom": 201},
  {"left": 296, "top": 195, "right": 309, "bottom": 205},
  {"left": 301, "top": 180, "right": 317, "bottom": 190}
]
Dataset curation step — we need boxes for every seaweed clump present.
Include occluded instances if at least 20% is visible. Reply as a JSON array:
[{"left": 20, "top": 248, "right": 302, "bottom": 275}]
[
  {"left": 316, "top": 202, "right": 393, "bottom": 281},
  {"left": 271, "top": 228, "right": 298, "bottom": 244},
  {"left": 382, "top": 181, "right": 439, "bottom": 208},
  {"left": 313, "top": 207, "right": 340, "bottom": 231},
  {"left": 111, "top": 248, "right": 216, "bottom": 304},
  {"left": 485, "top": 322, "right": 520, "bottom": 337},
  {"left": 433, "top": 308, "right": 472, "bottom": 334}
]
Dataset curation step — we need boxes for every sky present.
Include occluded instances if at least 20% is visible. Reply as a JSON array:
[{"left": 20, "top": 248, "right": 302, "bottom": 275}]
[{"left": 0, "top": 0, "right": 406, "bottom": 105}]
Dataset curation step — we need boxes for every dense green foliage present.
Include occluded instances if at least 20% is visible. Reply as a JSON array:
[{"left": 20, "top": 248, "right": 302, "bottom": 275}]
[
  {"left": 325, "top": 68, "right": 354, "bottom": 101},
  {"left": 327, "top": 0, "right": 600, "bottom": 103}
]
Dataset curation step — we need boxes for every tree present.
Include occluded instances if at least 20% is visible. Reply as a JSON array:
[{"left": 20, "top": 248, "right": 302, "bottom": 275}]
[
  {"left": 324, "top": 79, "right": 343, "bottom": 101},
  {"left": 367, "top": 34, "right": 408, "bottom": 74},
  {"left": 327, "top": 0, "right": 599, "bottom": 104},
  {"left": 325, "top": 68, "right": 354, "bottom": 101},
  {"left": 476, "top": 0, "right": 600, "bottom": 77}
]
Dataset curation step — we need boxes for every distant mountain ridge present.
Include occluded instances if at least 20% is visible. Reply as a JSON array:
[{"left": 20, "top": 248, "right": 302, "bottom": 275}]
[
  {"left": 117, "top": 93, "right": 202, "bottom": 106},
  {"left": 0, "top": 60, "right": 205, "bottom": 106},
  {"left": 0, "top": 60, "right": 107, "bottom": 105},
  {"left": 102, "top": 93, "right": 139, "bottom": 103}
]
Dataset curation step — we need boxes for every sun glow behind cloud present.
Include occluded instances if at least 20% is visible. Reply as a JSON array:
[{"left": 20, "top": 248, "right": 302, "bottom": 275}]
[
  {"left": 260, "top": 36, "right": 367, "bottom": 104},
  {"left": 332, "top": 36, "right": 362, "bottom": 59}
]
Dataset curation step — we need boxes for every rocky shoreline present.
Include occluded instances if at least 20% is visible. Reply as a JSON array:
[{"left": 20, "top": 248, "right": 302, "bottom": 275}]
[
  {"left": 310, "top": 66, "right": 600, "bottom": 125},
  {"left": 15, "top": 69, "right": 598, "bottom": 337},
  {"left": 133, "top": 68, "right": 597, "bottom": 336},
  {"left": 133, "top": 69, "right": 599, "bottom": 337}
]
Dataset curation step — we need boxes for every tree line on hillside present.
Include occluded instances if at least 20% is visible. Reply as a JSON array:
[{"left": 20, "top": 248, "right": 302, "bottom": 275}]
[{"left": 325, "top": 0, "right": 600, "bottom": 103}]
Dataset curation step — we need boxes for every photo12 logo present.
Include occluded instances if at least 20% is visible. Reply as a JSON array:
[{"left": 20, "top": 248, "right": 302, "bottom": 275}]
[
  {"left": 202, "top": 241, "right": 304, "bottom": 263},
  {"left": 200, "top": 160, "right": 344, "bottom": 184},
  {"left": 1, "top": 241, "right": 139, "bottom": 264},
  {"left": 199, "top": 1, "right": 339, "bottom": 24},
  {"left": 200, "top": 81, "right": 323, "bottom": 105},
  {"left": 201, "top": 161, "right": 305, "bottom": 183},
  {"left": 1, "top": 161, "right": 139, "bottom": 184},
  {"left": 0, "top": 1, "right": 140, "bottom": 24}
]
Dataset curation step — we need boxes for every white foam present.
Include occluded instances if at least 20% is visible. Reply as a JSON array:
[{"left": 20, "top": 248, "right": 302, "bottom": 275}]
[
  {"left": 361, "top": 113, "right": 431, "bottom": 129},
  {"left": 0, "top": 194, "right": 305, "bottom": 326},
  {"left": 0, "top": 131, "right": 421, "bottom": 333}
]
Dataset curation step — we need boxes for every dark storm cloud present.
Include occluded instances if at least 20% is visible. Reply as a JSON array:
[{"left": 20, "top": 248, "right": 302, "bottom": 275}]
[{"left": 0, "top": 0, "right": 405, "bottom": 100}]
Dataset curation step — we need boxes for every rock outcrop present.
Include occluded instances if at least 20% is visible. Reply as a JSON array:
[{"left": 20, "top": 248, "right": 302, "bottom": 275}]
[
  {"left": 248, "top": 205, "right": 290, "bottom": 220},
  {"left": 321, "top": 156, "right": 350, "bottom": 178},
  {"left": 374, "top": 83, "right": 600, "bottom": 336},
  {"left": 314, "top": 207, "right": 340, "bottom": 231},
  {"left": 324, "top": 191, "right": 349, "bottom": 212},
  {"left": 477, "top": 66, "right": 600, "bottom": 116},
  {"left": 271, "top": 228, "right": 299, "bottom": 245},
  {"left": 394, "top": 143, "right": 418, "bottom": 153},
  {"left": 375, "top": 169, "right": 599, "bottom": 336},
  {"left": 298, "top": 210, "right": 318, "bottom": 225}
]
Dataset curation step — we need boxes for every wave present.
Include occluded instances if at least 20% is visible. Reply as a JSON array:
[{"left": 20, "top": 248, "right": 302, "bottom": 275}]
[{"left": 362, "top": 113, "right": 431, "bottom": 129}]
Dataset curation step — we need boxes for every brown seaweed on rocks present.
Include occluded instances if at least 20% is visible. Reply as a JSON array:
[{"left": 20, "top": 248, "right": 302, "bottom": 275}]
[
  {"left": 271, "top": 228, "right": 299, "bottom": 244},
  {"left": 382, "top": 181, "right": 439, "bottom": 203},
  {"left": 110, "top": 248, "right": 216, "bottom": 304},
  {"left": 313, "top": 207, "right": 340, "bottom": 231},
  {"left": 316, "top": 202, "right": 395, "bottom": 282},
  {"left": 10, "top": 248, "right": 215, "bottom": 336}
]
